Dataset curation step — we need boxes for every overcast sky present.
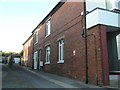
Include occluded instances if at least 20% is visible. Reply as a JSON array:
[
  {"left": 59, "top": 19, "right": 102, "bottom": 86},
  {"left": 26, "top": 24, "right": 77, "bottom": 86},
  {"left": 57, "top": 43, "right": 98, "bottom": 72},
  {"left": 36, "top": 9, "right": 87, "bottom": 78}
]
[{"left": 0, "top": 0, "right": 59, "bottom": 53}]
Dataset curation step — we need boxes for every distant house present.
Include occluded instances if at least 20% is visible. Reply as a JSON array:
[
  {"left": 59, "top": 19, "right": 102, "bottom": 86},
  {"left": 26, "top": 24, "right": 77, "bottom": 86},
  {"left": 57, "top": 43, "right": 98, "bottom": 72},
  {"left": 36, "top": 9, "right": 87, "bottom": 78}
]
[
  {"left": 23, "top": 0, "right": 120, "bottom": 86},
  {"left": 2, "top": 54, "right": 21, "bottom": 64},
  {"left": 12, "top": 54, "right": 21, "bottom": 64},
  {"left": 22, "top": 35, "right": 33, "bottom": 67}
]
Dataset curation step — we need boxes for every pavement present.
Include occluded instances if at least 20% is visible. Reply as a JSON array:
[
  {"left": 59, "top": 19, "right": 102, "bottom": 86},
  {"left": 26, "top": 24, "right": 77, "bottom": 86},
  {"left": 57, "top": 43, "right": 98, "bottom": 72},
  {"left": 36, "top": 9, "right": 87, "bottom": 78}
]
[
  {"left": 19, "top": 64, "right": 101, "bottom": 88},
  {"left": 2, "top": 63, "right": 120, "bottom": 89},
  {"left": 2, "top": 64, "right": 64, "bottom": 88},
  {"left": 20, "top": 64, "right": 120, "bottom": 90}
]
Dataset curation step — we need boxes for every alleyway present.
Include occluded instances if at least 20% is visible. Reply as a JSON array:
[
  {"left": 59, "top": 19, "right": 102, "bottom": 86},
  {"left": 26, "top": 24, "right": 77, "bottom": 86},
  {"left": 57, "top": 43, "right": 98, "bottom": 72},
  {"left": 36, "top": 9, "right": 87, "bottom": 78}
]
[
  {"left": 1, "top": 63, "right": 117, "bottom": 89},
  {"left": 2, "top": 64, "right": 64, "bottom": 88}
]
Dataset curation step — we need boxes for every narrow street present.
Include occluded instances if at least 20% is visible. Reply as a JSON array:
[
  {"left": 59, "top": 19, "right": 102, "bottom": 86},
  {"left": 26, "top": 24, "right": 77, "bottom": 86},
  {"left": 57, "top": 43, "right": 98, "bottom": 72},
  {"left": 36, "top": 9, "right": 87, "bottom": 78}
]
[
  {"left": 2, "top": 64, "right": 64, "bottom": 88},
  {"left": 1, "top": 63, "right": 116, "bottom": 89}
]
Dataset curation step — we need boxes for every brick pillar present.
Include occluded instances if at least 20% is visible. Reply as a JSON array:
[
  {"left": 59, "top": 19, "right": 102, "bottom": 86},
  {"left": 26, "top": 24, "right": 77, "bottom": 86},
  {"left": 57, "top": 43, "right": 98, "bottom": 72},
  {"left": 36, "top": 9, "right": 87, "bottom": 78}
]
[{"left": 100, "top": 25, "right": 109, "bottom": 86}]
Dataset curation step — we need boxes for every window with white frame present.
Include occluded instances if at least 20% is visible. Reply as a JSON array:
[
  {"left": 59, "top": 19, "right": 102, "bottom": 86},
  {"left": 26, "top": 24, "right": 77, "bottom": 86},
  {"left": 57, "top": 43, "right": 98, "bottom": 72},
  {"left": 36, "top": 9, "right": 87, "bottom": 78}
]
[
  {"left": 34, "top": 51, "right": 38, "bottom": 61},
  {"left": 45, "top": 19, "right": 51, "bottom": 36},
  {"left": 28, "top": 40, "right": 30, "bottom": 47},
  {"left": 58, "top": 39, "right": 64, "bottom": 63},
  {"left": 27, "top": 55, "right": 30, "bottom": 62},
  {"left": 45, "top": 46, "right": 50, "bottom": 64},
  {"left": 116, "top": 34, "right": 120, "bottom": 60},
  {"left": 35, "top": 31, "right": 38, "bottom": 44},
  {"left": 34, "top": 51, "right": 38, "bottom": 69}
]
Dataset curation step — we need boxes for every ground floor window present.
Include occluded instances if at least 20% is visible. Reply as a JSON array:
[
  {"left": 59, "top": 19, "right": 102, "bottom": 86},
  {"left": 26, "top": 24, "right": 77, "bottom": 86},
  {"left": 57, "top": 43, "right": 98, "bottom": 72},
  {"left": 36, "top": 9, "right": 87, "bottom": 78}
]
[
  {"left": 27, "top": 55, "right": 30, "bottom": 62},
  {"left": 34, "top": 51, "right": 38, "bottom": 69},
  {"left": 34, "top": 51, "right": 38, "bottom": 60},
  {"left": 116, "top": 34, "right": 120, "bottom": 60},
  {"left": 45, "top": 46, "right": 50, "bottom": 64},
  {"left": 58, "top": 39, "right": 64, "bottom": 63}
]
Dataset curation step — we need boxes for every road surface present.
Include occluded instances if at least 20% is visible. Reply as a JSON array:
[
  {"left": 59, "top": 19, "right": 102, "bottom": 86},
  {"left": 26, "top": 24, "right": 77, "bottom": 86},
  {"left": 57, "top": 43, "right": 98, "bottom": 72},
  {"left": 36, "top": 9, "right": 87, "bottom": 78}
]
[
  {"left": 2, "top": 63, "right": 116, "bottom": 89},
  {"left": 2, "top": 64, "right": 63, "bottom": 88}
]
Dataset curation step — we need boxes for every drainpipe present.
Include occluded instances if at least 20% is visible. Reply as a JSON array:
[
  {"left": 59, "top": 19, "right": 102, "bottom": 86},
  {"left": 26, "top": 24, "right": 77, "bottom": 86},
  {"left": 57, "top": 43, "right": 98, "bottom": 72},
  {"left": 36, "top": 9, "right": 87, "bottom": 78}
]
[
  {"left": 83, "top": 0, "right": 88, "bottom": 84},
  {"left": 32, "top": 35, "right": 34, "bottom": 69},
  {"left": 38, "top": 49, "right": 40, "bottom": 70}
]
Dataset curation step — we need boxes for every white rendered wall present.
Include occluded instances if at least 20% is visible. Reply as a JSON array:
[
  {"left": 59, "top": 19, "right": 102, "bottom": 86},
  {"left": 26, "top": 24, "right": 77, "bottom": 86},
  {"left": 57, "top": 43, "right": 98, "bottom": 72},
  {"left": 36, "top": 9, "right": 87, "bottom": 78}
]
[{"left": 86, "top": 8, "right": 120, "bottom": 29}]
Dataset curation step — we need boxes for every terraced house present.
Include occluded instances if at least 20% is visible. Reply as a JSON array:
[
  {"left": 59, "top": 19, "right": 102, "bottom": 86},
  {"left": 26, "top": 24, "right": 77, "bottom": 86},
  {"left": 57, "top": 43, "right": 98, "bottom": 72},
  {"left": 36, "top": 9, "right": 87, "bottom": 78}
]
[
  {"left": 22, "top": 35, "right": 33, "bottom": 67},
  {"left": 23, "top": 0, "right": 120, "bottom": 86}
]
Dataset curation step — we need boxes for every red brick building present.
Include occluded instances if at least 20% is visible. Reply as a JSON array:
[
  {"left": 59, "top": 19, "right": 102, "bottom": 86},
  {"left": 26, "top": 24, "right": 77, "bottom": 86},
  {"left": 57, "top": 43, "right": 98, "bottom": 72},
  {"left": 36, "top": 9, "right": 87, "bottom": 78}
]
[
  {"left": 23, "top": 0, "right": 120, "bottom": 86},
  {"left": 23, "top": 35, "right": 33, "bottom": 67}
]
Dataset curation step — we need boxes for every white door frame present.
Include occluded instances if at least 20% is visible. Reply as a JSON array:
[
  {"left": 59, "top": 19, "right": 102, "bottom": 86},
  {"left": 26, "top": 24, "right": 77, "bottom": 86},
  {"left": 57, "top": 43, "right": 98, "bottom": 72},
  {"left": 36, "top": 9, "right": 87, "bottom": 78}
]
[{"left": 34, "top": 51, "right": 38, "bottom": 69}]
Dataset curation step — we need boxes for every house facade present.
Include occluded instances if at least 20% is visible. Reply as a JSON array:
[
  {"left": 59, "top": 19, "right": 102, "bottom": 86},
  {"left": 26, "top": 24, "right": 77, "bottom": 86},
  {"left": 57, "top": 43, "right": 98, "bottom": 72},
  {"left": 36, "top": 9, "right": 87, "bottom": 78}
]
[
  {"left": 23, "top": 35, "right": 33, "bottom": 67},
  {"left": 23, "top": 0, "right": 120, "bottom": 86}
]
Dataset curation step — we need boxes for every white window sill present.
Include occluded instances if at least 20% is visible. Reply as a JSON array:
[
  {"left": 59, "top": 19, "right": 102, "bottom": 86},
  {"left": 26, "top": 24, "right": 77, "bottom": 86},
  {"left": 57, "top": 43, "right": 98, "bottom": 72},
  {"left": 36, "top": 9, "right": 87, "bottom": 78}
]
[
  {"left": 45, "top": 62, "right": 50, "bottom": 65},
  {"left": 57, "top": 60, "right": 64, "bottom": 64},
  {"left": 45, "top": 34, "right": 50, "bottom": 38},
  {"left": 34, "top": 42, "right": 38, "bottom": 45}
]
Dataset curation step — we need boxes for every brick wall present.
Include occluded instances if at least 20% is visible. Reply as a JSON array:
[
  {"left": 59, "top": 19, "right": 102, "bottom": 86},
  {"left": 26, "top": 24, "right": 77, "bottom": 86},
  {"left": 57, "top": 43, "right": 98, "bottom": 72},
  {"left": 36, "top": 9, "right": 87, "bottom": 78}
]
[
  {"left": 23, "top": 41, "right": 28, "bottom": 66},
  {"left": 87, "top": 25, "right": 104, "bottom": 85},
  {"left": 27, "top": 37, "right": 33, "bottom": 67},
  {"left": 26, "top": 2, "right": 109, "bottom": 86},
  {"left": 33, "top": 2, "right": 87, "bottom": 82}
]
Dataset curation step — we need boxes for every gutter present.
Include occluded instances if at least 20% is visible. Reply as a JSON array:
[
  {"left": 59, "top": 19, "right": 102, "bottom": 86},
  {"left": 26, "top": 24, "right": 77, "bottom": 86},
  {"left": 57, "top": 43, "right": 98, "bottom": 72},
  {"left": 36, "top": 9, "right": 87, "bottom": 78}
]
[{"left": 31, "top": 1, "right": 65, "bottom": 33}]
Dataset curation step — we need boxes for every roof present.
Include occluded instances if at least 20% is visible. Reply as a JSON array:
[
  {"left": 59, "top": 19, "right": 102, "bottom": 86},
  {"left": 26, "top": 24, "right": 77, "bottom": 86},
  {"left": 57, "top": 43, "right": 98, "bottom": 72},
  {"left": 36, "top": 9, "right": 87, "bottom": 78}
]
[
  {"left": 32, "top": 1, "right": 65, "bottom": 33},
  {"left": 23, "top": 1, "right": 65, "bottom": 45}
]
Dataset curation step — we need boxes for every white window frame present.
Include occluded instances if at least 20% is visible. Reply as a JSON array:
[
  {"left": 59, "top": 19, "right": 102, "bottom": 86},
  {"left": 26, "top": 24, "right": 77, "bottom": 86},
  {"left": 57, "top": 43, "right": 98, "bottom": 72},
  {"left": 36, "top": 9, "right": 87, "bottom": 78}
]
[
  {"left": 34, "top": 51, "right": 38, "bottom": 61},
  {"left": 116, "top": 34, "right": 120, "bottom": 60},
  {"left": 27, "top": 55, "right": 30, "bottom": 62},
  {"left": 45, "top": 19, "right": 51, "bottom": 37},
  {"left": 35, "top": 31, "right": 38, "bottom": 44},
  {"left": 45, "top": 46, "right": 50, "bottom": 64},
  {"left": 57, "top": 39, "right": 64, "bottom": 64},
  {"left": 34, "top": 51, "right": 38, "bottom": 69},
  {"left": 28, "top": 40, "right": 30, "bottom": 47}
]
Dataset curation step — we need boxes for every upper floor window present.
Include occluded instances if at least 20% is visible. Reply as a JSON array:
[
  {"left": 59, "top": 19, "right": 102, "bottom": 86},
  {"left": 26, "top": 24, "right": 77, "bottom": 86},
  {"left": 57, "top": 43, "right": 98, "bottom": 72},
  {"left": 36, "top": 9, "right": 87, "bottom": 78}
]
[
  {"left": 58, "top": 39, "right": 64, "bottom": 63},
  {"left": 27, "top": 55, "right": 30, "bottom": 62},
  {"left": 45, "top": 19, "right": 51, "bottom": 37},
  {"left": 87, "top": 1, "right": 105, "bottom": 11},
  {"left": 116, "top": 34, "right": 120, "bottom": 60},
  {"left": 86, "top": 0, "right": 120, "bottom": 12},
  {"left": 45, "top": 46, "right": 50, "bottom": 64},
  {"left": 35, "top": 31, "right": 38, "bottom": 44},
  {"left": 28, "top": 40, "right": 30, "bottom": 47}
]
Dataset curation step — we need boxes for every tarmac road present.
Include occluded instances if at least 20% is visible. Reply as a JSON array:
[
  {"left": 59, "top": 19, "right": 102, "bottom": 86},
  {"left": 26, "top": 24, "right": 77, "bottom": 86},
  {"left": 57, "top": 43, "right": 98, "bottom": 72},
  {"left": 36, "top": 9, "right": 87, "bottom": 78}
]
[
  {"left": 2, "top": 64, "right": 63, "bottom": 88},
  {"left": 2, "top": 63, "right": 117, "bottom": 90}
]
